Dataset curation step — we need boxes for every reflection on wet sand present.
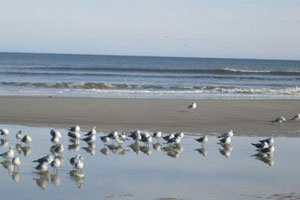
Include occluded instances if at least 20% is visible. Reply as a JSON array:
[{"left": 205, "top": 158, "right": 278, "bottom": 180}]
[
  {"left": 69, "top": 170, "right": 85, "bottom": 189},
  {"left": 195, "top": 147, "right": 208, "bottom": 157},
  {"left": 218, "top": 143, "right": 233, "bottom": 158},
  {"left": 105, "top": 144, "right": 129, "bottom": 156},
  {"left": 252, "top": 152, "right": 275, "bottom": 167},
  {"left": 82, "top": 142, "right": 96, "bottom": 156},
  {"left": 162, "top": 144, "right": 183, "bottom": 158}
]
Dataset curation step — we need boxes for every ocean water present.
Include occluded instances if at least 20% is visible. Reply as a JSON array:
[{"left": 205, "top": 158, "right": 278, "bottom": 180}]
[
  {"left": 0, "top": 124, "right": 300, "bottom": 200},
  {"left": 0, "top": 52, "right": 300, "bottom": 99}
]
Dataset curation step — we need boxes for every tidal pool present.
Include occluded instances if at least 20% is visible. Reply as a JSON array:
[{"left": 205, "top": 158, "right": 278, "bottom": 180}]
[{"left": 0, "top": 124, "right": 299, "bottom": 200}]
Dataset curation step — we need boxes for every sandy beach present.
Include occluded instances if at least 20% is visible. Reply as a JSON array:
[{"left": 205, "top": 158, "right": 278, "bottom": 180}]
[{"left": 0, "top": 96, "right": 299, "bottom": 137}]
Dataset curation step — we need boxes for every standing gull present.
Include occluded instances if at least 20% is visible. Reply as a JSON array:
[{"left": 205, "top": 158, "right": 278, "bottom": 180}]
[
  {"left": 272, "top": 116, "right": 286, "bottom": 123},
  {"left": 0, "top": 128, "right": 9, "bottom": 138},
  {"left": 195, "top": 135, "right": 208, "bottom": 145},
  {"left": 290, "top": 114, "right": 300, "bottom": 121},
  {"left": 21, "top": 135, "right": 32, "bottom": 146},
  {"left": 69, "top": 125, "right": 80, "bottom": 132},
  {"left": 16, "top": 130, "right": 23, "bottom": 142},
  {"left": 217, "top": 130, "right": 234, "bottom": 138},
  {"left": 153, "top": 131, "right": 162, "bottom": 141},
  {"left": 259, "top": 137, "right": 274, "bottom": 146},
  {"left": 188, "top": 102, "right": 197, "bottom": 110},
  {"left": 0, "top": 146, "right": 15, "bottom": 159}
]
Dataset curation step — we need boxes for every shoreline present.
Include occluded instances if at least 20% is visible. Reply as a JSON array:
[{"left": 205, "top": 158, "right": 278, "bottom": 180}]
[{"left": 0, "top": 96, "right": 299, "bottom": 137}]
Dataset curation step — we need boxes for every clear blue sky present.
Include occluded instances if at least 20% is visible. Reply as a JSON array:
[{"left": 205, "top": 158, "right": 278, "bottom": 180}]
[{"left": 0, "top": 0, "right": 299, "bottom": 59}]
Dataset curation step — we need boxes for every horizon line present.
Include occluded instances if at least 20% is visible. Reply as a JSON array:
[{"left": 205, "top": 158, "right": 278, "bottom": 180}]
[{"left": 0, "top": 51, "right": 299, "bottom": 62}]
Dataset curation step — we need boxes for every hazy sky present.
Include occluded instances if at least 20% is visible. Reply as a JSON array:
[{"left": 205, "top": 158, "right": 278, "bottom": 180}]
[{"left": 0, "top": 0, "right": 299, "bottom": 59}]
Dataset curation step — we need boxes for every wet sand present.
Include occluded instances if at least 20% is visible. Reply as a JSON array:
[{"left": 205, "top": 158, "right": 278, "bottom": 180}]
[{"left": 0, "top": 96, "right": 299, "bottom": 136}]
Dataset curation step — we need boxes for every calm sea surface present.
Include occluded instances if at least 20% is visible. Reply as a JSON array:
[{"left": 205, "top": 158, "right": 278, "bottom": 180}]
[
  {"left": 0, "top": 124, "right": 299, "bottom": 200},
  {"left": 0, "top": 52, "right": 300, "bottom": 99}
]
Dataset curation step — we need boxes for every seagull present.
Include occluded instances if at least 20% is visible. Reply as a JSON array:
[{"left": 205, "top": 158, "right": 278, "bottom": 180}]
[
  {"left": 119, "top": 132, "right": 128, "bottom": 141},
  {"left": 141, "top": 135, "right": 153, "bottom": 144},
  {"left": 35, "top": 162, "right": 48, "bottom": 173},
  {"left": 175, "top": 132, "right": 184, "bottom": 139},
  {"left": 257, "top": 146, "right": 275, "bottom": 154},
  {"left": 188, "top": 102, "right": 197, "bottom": 110},
  {"left": 69, "top": 125, "right": 80, "bottom": 132},
  {"left": 251, "top": 142, "right": 269, "bottom": 149},
  {"left": 153, "top": 131, "right": 162, "bottom": 141},
  {"left": 50, "top": 130, "right": 62, "bottom": 139},
  {"left": 165, "top": 135, "right": 182, "bottom": 144},
  {"left": 70, "top": 155, "right": 80, "bottom": 169},
  {"left": 259, "top": 137, "right": 274, "bottom": 146},
  {"left": 0, "top": 146, "right": 14, "bottom": 159},
  {"left": 50, "top": 158, "right": 61, "bottom": 173},
  {"left": 12, "top": 156, "right": 21, "bottom": 171},
  {"left": 16, "top": 130, "right": 23, "bottom": 142},
  {"left": 0, "top": 128, "right": 9, "bottom": 138},
  {"left": 75, "top": 157, "right": 84, "bottom": 172},
  {"left": 51, "top": 136, "right": 60, "bottom": 144},
  {"left": 84, "top": 126, "right": 96, "bottom": 137},
  {"left": 21, "top": 135, "right": 32, "bottom": 145},
  {"left": 195, "top": 135, "right": 208, "bottom": 145},
  {"left": 100, "top": 135, "right": 110, "bottom": 143},
  {"left": 33, "top": 155, "right": 54, "bottom": 164},
  {"left": 217, "top": 130, "right": 234, "bottom": 138},
  {"left": 219, "top": 136, "right": 231, "bottom": 144},
  {"left": 107, "top": 131, "right": 119, "bottom": 140},
  {"left": 81, "top": 134, "right": 96, "bottom": 143},
  {"left": 272, "top": 116, "right": 286, "bottom": 123},
  {"left": 68, "top": 131, "right": 81, "bottom": 139},
  {"left": 163, "top": 133, "right": 175, "bottom": 141},
  {"left": 290, "top": 114, "right": 300, "bottom": 121}
]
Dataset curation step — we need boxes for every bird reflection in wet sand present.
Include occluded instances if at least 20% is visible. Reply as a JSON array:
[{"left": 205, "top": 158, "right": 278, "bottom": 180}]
[
  {"left": 140, "top": 146, "right": 151, "bottom": 156},
  {"left": 162, "top": 144, "right": 183, "bottom": 158},
  {"left": 82, "top": 142, "right": 96, "bottom": 156},
  {"left": 70, "top": 170, "right": 85, "bottom": 189},
  {"left": 1, "top": 160, "right": 14, "bottom": 175},
  {"left": 33, "top": 172, "right": 50, "bottom": 190},
  {"left": 100, "top": 147, "right": 110, "bottom": 156},
  {"left": 21, "top": 145, "right": 32, "bottom": 157},
  {"left": 51, "top": 173, "right": 61, "bottom": 186},
  {"left": 195, "top": 147, "right": 208, "bottom": 157},
  {"left": 153, "top": 143, "right": 162, "bottom": 151},
  {"left": 0, "top": 138, "right": 8, "bottom": 147},
  {"left": 129, "top": 142, "right": 141, "bottom": 155},
  {"left": 12, "top": 171, "right": 20, "bottom": 183},
  {"left": 15, "top": 143, "right": 23, "bottom": 155},
  {"left": 50, "top": 143, "right": 64, "bottom": 156},
  {"left": 218, "top": 143, "right": 233, "bottom": 158},
  {"left": 68, "top": 142, "right": 81, "bottom": 152},
  {"left": 252, "top": 152, "right": 275, "bottom": 167},
  {"left": 106, "top": 144, "right": 129, "bottom": 156}
]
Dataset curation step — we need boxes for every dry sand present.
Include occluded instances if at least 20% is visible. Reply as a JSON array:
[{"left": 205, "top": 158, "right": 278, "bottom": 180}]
[{"left": 0, "top": 96, "right": 299, "bottom": 136}]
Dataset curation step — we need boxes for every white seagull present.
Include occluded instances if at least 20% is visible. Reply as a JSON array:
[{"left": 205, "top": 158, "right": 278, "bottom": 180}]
[
  {"left": 50, "top": 130, "right": 62, "bottom": 139},
  {"left": 259, "top": 137, "right": 274, "bottom": 146},
  {"left": 195, "top": 135, "right": 208, "bottom": 145},
  {"left": 35, "top": 162, "right": 48, "bottom": 173},
  {"left": 0, "top": 128, "right": 9, "bottom": 138},
  {"left": 272, "top": 116, "right": 286, "bottom": 123},
  {"left": 257, "top": 146, "right": 275, "bottom": 154},
  {"left": 69, "top": 125, "right": 80, "bottom": 132},
  {"left": 188, "top": 102, "right": 197, "bottom": 110},
  {"left": 16, "top": 130, "right": 23, "bottom": 142},
  {"left": 153, "top": 131, "right": 162, "bottom": 141},
  {"left": 217, "top": 130, "right": 234, "bottom": 138},
  {"left": 21, "top": 135, "right": 32, "bottom": 146},
  {"left": 290, "top": 114, "right": 300, "bottom": 121},
  {"left": 0, "top": 146, "right": 15, "bottom": 159},
  {"left": 51, "top": 158, "right": 62, "bottom": 173}
]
